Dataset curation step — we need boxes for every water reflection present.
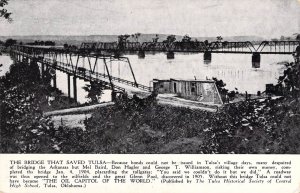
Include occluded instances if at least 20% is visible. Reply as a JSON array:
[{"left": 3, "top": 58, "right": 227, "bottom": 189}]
[
  {"left": 126, "top": 52, "right": 292, "bottom": 94},
  {"left": 204, "top": 60, "right": 212, "bottom": 65}
]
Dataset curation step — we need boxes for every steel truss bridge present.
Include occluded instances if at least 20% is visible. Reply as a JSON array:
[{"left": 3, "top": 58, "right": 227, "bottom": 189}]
[
  {"left": 10, "top": 44, "right": 152, "bottom": 102},
  {"left": 79, "top": 40, "right": 300, "bottom": 54},
  {"left": 75, "top": 40, "right": 300, "bottom": 62}
]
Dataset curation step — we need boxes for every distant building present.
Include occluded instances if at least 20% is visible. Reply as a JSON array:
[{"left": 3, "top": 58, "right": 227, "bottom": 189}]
[{"left": 153, "top": 78, "right": 223, "bottom": 105}]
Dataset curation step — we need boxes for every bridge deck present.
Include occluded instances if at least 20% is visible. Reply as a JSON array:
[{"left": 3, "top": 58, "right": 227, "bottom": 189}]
[
  {"left": 13, "top": 50, "right": 152, "bottom": 95},
  {"left": 18, "top": 40, "right": 300, "bottom": 55}
]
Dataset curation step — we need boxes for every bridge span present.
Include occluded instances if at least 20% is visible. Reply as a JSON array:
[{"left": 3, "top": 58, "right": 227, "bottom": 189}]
[
  {"left": 85, "top": 40, "right": 299, "bottom": 53},
  {"left": 10, "top": 44, "right": 152, "bottom": 102},
  {"left": 79, "top": 40, "right": 300, "bottom": 62}
]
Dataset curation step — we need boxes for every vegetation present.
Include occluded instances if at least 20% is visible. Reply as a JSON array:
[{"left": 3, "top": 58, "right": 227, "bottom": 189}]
[
  {"left": 181, "top": 35, "right": 192, "bottom": 42},
  {"left": 118, "top": 34, "right": 130, "bottom": 43},
  {"left": 0, "top": 0, "right": 12, "bottom": 22},
  {"left": 80, "top": 90, "right": 300, "bottom": 153},
  {"left": 0, "top": 39, "right": 17, "bottom": 54},
  {"left": 163, "top": 35, "right": 176, "bottom": 44},
  {"left": 212, "top": 77, "right": 238, "bottom": 101},
  {"left": 152, "top": 34, "right": 159, "bottom": 42},
  {"left": 131, "top": 33, "right": 141, "bottom": 42},
  {"left": 117, "top": 34, "right": 130, "bottom": 51},
  {"left": 216, "top": 36, "right": 223, "bottom": 42},
  {"left": 4, "top": 38, "right": 17, "bottom": 47},
  {"left": 0, "top": 59, "right": 77, "bottom": 153},
  {"left": 82, "top": 81, "right": 105, "bottom": 104},
  {"left": 0, "top": 59, "right": 51, "bottom": 152},
  {"left": 26, "top": 41, "right": 56, "bottom": 46},
  {"left": 63, "top": 44, "right": 78, "bottom": 51}
]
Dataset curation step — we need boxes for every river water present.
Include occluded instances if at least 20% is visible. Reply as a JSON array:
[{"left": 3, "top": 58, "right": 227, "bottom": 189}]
[
  {"left": 0, "top": 55, "right": 13, "bottom": 77},
  {"left": 0, "top": 52, "right": 294, "bottom": 103}
]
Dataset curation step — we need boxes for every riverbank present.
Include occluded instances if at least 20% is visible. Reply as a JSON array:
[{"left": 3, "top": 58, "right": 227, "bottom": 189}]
[
  {"left": 0, "top": 60, "right": 82, "bottom": 153},
  {"left": 80, "top": 93, "right": 299, "bottom": 153}
]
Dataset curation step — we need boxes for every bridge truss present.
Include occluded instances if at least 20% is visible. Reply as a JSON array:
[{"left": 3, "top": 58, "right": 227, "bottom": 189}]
[
  {"left": 78, "top": 40, "right": 300, "bottom": 54},
  {"left": 11, "top": 44, "right": 152, "bottom": 101}
]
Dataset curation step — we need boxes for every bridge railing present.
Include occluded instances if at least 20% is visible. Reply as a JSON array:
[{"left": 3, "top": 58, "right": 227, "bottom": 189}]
[
  {"left": 37, "top": 55, "right": 152, "bottom": 92},
  {"left": 76, "top": 40, "right": 300, "bottom": 54},
  {"left": 43, "top": 58, "right": 127, "bottom": 92},
  {"left": 11, "top": 50, "right": 150, "bottom": 92},
  {"left": 13, "top": 40, "right": 300, "bottom": 55}
]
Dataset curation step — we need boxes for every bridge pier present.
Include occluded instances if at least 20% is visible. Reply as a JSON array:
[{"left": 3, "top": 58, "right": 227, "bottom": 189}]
[
  {"left": 23, "top": 57, "right": 29, "bottom": 63},
  {"left": 138, "top": 50, "right": 145, "bottom": 58},
  {"left": 111, "top": 91, "right": 117, "bottom": 102},
  {"left": 252, "top": 52, "right": 261, "bottom": 68},
  {"left": 114, "top": 51, "right": 121, "bottom": 58},
  {"left": 53, "top": 73, "right": 57, "bottom": 88},
  {"left": 41, "top": 62, "right": 45, "bottom": 79},
  {"left": 204, "top": 51, "right": 212, "bottom": 61},
  {"left": 167, "top": 51, "right": 175, "bottom": 59},
  {"left": 73, "top": 76, "right": 77, "bottom": 102},
  {"left": 67, "top": 73, "right": 71, "bottom": 100}
]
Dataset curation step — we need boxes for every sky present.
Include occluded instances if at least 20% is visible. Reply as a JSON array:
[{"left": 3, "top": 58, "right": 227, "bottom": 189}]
[{"left": 0, "top": 0, "right": 299, "bottom": 38}]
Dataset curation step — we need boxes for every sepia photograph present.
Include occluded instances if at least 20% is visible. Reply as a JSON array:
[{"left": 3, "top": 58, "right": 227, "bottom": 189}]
[{"left": 0, "top": 0, "right": 300, "bottom": 154}]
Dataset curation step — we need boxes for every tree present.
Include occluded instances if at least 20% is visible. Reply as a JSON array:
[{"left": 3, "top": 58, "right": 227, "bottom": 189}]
[
  {"left": 45, "top": 41, "right": 55, "bottom": 46},
  {"left": 216, "top": 36, "right": 223, "bottom": 42},
  {"left": 118, "top": 34, "right": 130, "bottom": 50},
  {"left": 118, "top": 34, "right": 130, "bottom": 43},
  {"left": 152, "top": 34, "right": 159, "bottom": 42},
  {"left": 212, "top": 77, "right": 229, "bottom": 102},
  {"left": 82, "top": 81, "right": 104, "bottom": 104},
  {"left": 4, "top": 38, "right": 17, "bottom": 47},
  {"left": 277, "top": 61, "right": 300, "bottom": 98},
  {"left": 181, "top": 34, "right": 192, "bottom": 42},
  {"left": 164, "top": 35, "right": 176, "bottom": 44},
  {"left": 134, "top": 33, "right": 141, "bottom": 42},
  {"left": 0, "top": 0, "right": 12, "bottom": 22},
  {"left": 296, "top": 34, "right": 300, "bottom": 41}
]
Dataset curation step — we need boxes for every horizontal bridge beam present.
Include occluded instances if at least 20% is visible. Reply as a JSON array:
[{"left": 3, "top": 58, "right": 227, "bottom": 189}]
[{"left": 14, "top": 40, "right": 299, "bottom": 55}]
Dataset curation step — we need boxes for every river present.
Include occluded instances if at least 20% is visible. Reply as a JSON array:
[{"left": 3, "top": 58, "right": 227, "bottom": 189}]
[
  {"left": 0, "top": 52, "right": 293, "bottom": 103},
  {"left": 0, "top": 55, "right": 13, "bottom": 77}
]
